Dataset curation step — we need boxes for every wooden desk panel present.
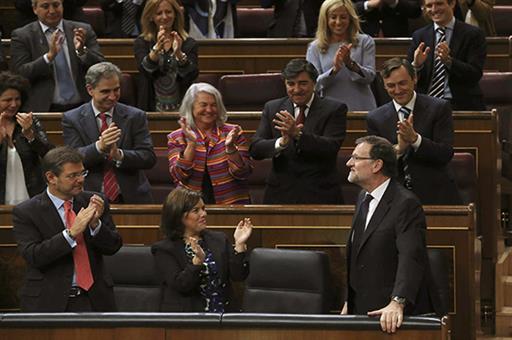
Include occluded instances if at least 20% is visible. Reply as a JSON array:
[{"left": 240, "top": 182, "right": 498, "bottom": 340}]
[
  {"left": 2, "top": 37, "right": 511, "bottom": 72},
  {"left": 0, "top": 204, "right": 476, "bottom": 340}
]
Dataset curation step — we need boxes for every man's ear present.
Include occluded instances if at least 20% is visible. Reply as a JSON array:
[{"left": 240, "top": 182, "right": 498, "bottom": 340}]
[{"left": 372, "top": 159, "right": 384, "bottom": 174}]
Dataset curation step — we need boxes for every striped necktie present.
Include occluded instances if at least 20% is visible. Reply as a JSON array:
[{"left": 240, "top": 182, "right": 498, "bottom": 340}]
[
  {"left": 100, "top": 112, "right": 120, "bottom": 202},
  {"left": 428, "top": 27, "right": 447, "bottom": 99},
  {"left": 121, "top": 0, "right": 138, "bottom": 36},
  {"left": 398, "top": 106, "right": 413, "bottom": 190}
]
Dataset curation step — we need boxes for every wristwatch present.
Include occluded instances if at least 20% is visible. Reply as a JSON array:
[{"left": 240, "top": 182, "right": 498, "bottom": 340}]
[{"left": 392, "top": 296, "right": 407, "bottom": 306}]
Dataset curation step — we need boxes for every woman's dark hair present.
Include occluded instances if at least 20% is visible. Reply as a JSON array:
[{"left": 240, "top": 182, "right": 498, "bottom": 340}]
[
  {"left": 160, "top": 187, "right": 203, "bottom": 240},
  {"left": 0, "top": 71, "right": 29, "bottom": 103}
]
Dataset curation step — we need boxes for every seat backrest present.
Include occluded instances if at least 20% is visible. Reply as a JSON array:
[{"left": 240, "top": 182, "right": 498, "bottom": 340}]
[
  {"left": 144, "top": 149, "right": 174, "bottom": 204},
  {"left": 243, "top": 248, "right": 331, "bottom": 314},
  {"left": 492, "top": 6, "right": 512, "bottom": 36},
  {"left": 219, "top": 73, "right": 286, "bottom": 111},
  {"left": 119, "top": 73, "right": 137, "bottom": 107},
  {"left": 83, "top": 7, "right": 106, "bottom": 38},
  {"left": 195, "top": 73, "right": 222, "bottom": 89},
  {"left": 427, "top": 248, "right": 450, "bottom": 316},
  {"left": 104, "top": 245, "right": 160, "bottom": 312},
  {"left": 248, "top": 158, "right": 272, "bottom": 204},
  {"left": 236, "top": 8, "right": 273, "bottom": 38},
  {"left": 448, "top": 152, "right": 477, "bottom": 205}
]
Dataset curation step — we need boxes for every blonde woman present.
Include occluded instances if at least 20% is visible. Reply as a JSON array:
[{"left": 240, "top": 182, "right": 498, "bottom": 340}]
[
  {"left": 134, "top": 0, "right": 199, "bottom": 111},
  {"left": 306, "top": 0, "right": 376, "bottom": 111}
]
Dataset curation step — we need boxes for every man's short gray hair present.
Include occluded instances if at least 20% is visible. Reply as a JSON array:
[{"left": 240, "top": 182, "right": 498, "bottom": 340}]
[
  {"left": 179, "top": 82, "right": 227, "bottom": 129},
  {"left": 32, "top": 0, "right": 62, "bottom": 7},
  {"left": 85, "top": 62, "right": 122, "bottom": 88}
]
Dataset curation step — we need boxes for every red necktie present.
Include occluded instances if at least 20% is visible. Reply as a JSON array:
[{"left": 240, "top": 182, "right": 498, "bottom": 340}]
[
  {"left": 296, "top": 105, "right": 306, "bottom": 126},
  {"left": 64, "top": 201, "right": 94, "bottom": 291},
  {"left": 99, "top": 112, "right": 120, "bottom": 202}
]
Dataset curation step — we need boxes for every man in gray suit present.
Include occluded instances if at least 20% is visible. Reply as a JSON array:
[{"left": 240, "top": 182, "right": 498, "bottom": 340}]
[
  {"left": 62, "top": 62, "right": 156, "bottom": 204},
  {"left": 10, "top": 0, "right": 104, "bottom": 112}
]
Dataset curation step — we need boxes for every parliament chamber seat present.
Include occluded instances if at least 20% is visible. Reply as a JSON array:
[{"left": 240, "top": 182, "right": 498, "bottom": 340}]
[
  {"left": 144, "top": 149, "right": 172, "bottom": 204},
  {"left": 104, "top": 245, "right": 160, "bottom": 312},
  {"left": 219, "top": 73, "right": 286, "bottom": 111},
  {"left": 83, "top": 6, "right": 106, "bottom": 38},
  {"left": 120, "top": 73, "right": 137, "bottom": 107},
  {"left": 236, "top": 8, "right": 273, "bottom": 38},
  {"left": 242, "top": 248, "right": 332, "bottom": 314},
  {"left": 480, "top": 72, "right": 512, "bottom": 179},
  {"left": 493, "top": 6, "right": 512, "bottom": 36}
]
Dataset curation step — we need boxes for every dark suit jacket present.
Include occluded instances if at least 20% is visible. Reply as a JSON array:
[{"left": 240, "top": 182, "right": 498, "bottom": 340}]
[
  {"left": 367, "top": 94, "right": 462, "bottom": 205},
  {"left": 346, "top": 180, "right": 437, "bottom": 315},
  {"left": 15, "top": 0, "right": 87, "bottom": 28},
  {"left": 407, "top": 20, "right": 486, "bottom": 110},
  {"left": 250, "top": 95, "right": 347, "bottom": 204},
  {"left": 99, "top": 0, "right": 144, "bottom": 38},
  {"left": 62, "top": 102, "right": 157, "bottom": 203},
  {"left": 0, "top": 117, "right": 53, "bottom": 204},
  {"left": 261, "top": 0, "right": 323, "bottom": 37},
  {"left": 12, "top": 190, "right": 123, "bottom": 312},
  {"left": 151, "top": 230, "right": 249, "bottom": 312},
  {"left": 353, "top": 0, "right": 422, "bottom": 37},
  {"left": 133, "top": 36, "right": 199, "bottom": 111},
  {"left": 10, "top": 20, "right": 105, "bottom": 112}
]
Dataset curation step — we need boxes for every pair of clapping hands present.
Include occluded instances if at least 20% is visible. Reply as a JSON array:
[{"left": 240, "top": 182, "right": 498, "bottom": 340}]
[
  {"left": 0, "top": 111, "right": 34, "bottom": 142},
  {"left": 67, "top": 194, "right": 105, "bottom": 239},
  {"left": 178, "top": 117, "right": 242, "bottom": 150},
  {"left": 47, "top": 27, "right": 88, "bottom": 62},
  {"left": 185, "top": 218, "right": 253, "bottom": 266}
]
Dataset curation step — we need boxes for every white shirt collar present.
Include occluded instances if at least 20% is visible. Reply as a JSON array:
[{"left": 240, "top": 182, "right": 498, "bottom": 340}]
[
  {"left": 392, "top": 91, "right": 417, "bottom": 115},
  {"left": 39, "top": 20, "right": 64, "bottom": 34},
  {"left": 91, "top": 102, "right": 114, "bottom": 118},
  {"left": 46, "top": 187, "right": 73, "bottom": 211},
  {"left": 368, "top": 178, "right": 391, "bottom": 203},
  {"left": 434, "top": 16, "right": 455, "bottom": 32},
  {"left": 294, "top": 93, "right": 315, "bottom": 110}
]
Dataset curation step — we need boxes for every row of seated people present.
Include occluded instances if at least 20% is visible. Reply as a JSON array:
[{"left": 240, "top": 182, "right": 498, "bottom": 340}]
[
  {"left": 0, "top": 57, "right": 478, "bottom": 207},
  {"left": 10, "top": 143, "right": 450, "bottom": 336},
  {"left": 4, "top": 0, "right": 509, "bottom": 39},
  {"left": 0, "top": 0, "right": 497, "bottom": 114}
]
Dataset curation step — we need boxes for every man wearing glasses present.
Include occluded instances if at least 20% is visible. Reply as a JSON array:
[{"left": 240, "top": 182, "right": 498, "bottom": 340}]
[
  {"left": 342, "top": 135, "right": 440, "bottom": 333},
  {"left": 12, "top": 146, "right": 122, "bottom": 312}
]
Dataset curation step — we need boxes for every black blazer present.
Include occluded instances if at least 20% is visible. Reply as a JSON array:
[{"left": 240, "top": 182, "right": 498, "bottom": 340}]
[
  {"left": 0, "top": 117, "right": 53, "bottom": 204},
  {"left": 346, "top": 180, "right": 437, "bottom": 315},
  {"left": 62, "top": 102, "right": 157, "bottom": 203},
  {"left": 367, "top": 94, "right": 462, "bottom": 205},
  {"left": 261, "top": 0, "right": 323, "bottom": 37},
  {"left": 12, "top": 191, "right": 123, "bottom": 312},
  {"left": 407, "top": 20, "right": 486, "bottom": 110},
  {"left": 99, "top": 0, "right": 144, "bottom": 38},
  {"left": 250, "top": 96, "right": 347, "bottom": 204},
  {"left": 151, "top": 230, "right": 249, "bottom": 312},
  {"left": 353, "top": 0, "right": 422, "bottom": 37},
  {"left": 133, "top": 36, "right": 199, "bottom": 111}
]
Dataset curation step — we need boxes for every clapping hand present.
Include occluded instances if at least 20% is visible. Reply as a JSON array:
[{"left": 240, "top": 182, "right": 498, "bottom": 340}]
[
  {"left": 413, "top": 42, "right": 431, "bottom": 68},
  {"left": 225, "top": 125, "right": 241, "bottom": 149},
  {"left": 179, "top": 117, "right": 197, "bottom": 144},
  {"left": 87, "top": 194, "right": 104, "bottom": 229},
  {"left": 73, "top": 27, "right": 87, "bottom": 52},
  {"left": 234, "top": 218, "right": 253, "bottom": 253},
  {"left": 333, "top": 43, "right": 353, "bottom": 73},
  {"left": 187, "top": 237, "right": 206, "bottom": 265}
]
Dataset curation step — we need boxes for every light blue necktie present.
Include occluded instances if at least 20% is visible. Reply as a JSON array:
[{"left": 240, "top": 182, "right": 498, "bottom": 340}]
[{"left": 47, "top": 27, "right": 77, "bottom": 102}]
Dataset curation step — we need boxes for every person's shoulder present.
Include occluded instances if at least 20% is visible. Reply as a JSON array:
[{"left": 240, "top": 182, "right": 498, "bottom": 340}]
[
  {"left": 454, "top": 19, "right": 485, "bottom": 38},
  {"left": 316, "top": 96, "right": 348, "bottom": 113},
  {"left": 116, "top": 102, "right": 146, "bottom": 116},
  {"left": 64, "top": 19, "right": 93, "bottom": 31},
  {"left": 368, "top": 102, "right": 390, "bottom": 118},
  {"left": 264, "top": 96, "right": 288, "bottom": 110},
  {"left": 411, "top": 23, "right": 433, "bottom": 38},
  {"left": 63, "top": 102, "right": 89, "bottom": 118},
  {"left": 151, "top": 238, "right": 177, "bottom": 255},
  {"left": 13, "top": 191, "right": 45, "bottom": 214},
  {"left": 11, "top": 21, "right": 38, "bottom": 36}
]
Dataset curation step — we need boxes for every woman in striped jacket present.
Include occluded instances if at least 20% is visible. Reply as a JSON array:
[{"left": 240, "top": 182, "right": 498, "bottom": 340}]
[{"left": 167, "top": 82, "right": 252, "bottom": 204}]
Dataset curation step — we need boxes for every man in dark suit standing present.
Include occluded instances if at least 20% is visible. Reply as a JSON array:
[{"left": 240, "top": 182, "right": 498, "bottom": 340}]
[
  {"left": 342, "top": 135, "right": 435, "bottom": 333},
  {"left": 62, "top": 62, "right": 156, "bottom": 204},
  {"left": 15, "top": 0, "right": 88, "bottom": 28},
  {"left": 260, "top": 0, "right": 323, "bottom": 38},
  {"left": 10, "top": 0, "right": 105, "bottom": 112},
  {"left": 353, "top": 0, "right": 422, "bottom": 37},
  {"left": 100, "top": 0, "right": 145, "bottom": 38},
  {"left": 250, "top": 58, "right": 347, "bottom": 204},
  {"left": 407, "top": 0, "right": 486, "bottom": 110},
  {"left": 367, "top": 58, "right": 462, "bottom": 204},
  {"left": 13, "top": 146, "right": 122, "bottom": 312}
]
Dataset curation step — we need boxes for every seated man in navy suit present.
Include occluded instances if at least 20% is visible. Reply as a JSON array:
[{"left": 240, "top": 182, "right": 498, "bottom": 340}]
[{"left": 62, "top": 62, "right": 156, "bottom": 204}]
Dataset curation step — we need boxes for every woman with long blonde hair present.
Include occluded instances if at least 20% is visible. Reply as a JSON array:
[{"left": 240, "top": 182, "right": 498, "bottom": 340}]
[
  {"left": 134, "top": 0, "right": 199, "bottom": 111},
  {"left": 306, "top": 0, "right": 377, "bottom": 111}
]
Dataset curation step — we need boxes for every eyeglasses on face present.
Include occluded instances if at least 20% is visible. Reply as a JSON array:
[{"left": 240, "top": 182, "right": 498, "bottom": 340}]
[
  {"left": 64, "top": 170, "right": 89, "bottom": 180},
  {"left": 349, "top": 155, "right": 374, "bottom": 161}
]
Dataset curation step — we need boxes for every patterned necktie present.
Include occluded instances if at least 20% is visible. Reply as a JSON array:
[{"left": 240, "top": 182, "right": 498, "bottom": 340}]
[
  {"left": 121, "top": 0, "right": 138, "bottom": 36},
  {"left": 349, "top": 193, "right": 373, "bottom": 288},
  {"left": 64, "top": 201, "right": 94, "bottom": 291},
  {"left": 295, "top": 105, "right": 307, "bottom": 126},
  {"left": 399, "top": 107, "right": 413, "bottom": 190},
  {"left": 100, "top": 112, "right": 120, "bottom": 202},
  {"left": 428, "top": 27, "right": 447, "bottom": 99},
  {"left": 47, "top": 27, "right": 77, "bottom": 102}
]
